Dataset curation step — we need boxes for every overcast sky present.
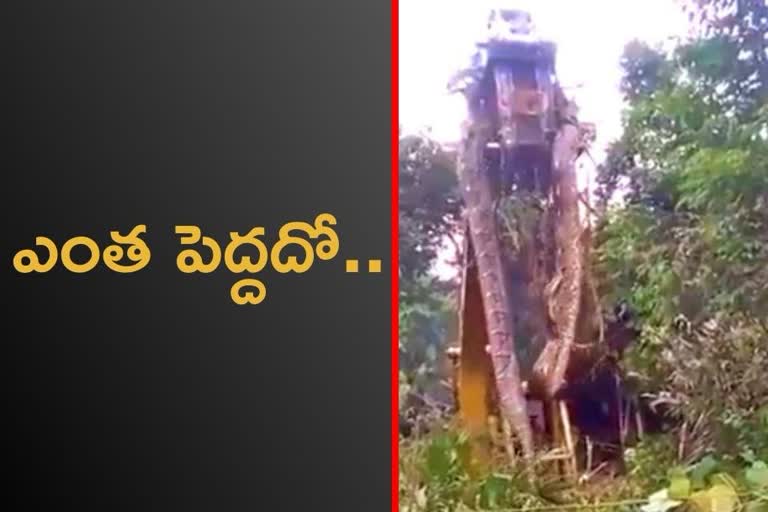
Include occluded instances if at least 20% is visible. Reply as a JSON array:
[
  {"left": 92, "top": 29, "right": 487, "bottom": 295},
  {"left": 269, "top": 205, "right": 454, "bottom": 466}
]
[
  {"left": 399, "top": 0, "right": 691, "bottom": 278},
  {"left": 400, "top": 0, "right": 690, "bottom": 163}
]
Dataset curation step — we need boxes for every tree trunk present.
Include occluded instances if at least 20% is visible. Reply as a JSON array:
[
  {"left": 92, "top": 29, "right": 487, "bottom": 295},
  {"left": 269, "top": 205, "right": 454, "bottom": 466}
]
[{"left": 456, "top": 107, "right": 535, "bottom": 460}]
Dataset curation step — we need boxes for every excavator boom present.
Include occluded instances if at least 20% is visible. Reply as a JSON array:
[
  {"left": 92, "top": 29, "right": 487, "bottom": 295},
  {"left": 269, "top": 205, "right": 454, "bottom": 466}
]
[{"left": 446, "top": 6, "right": 606, "bottom": 473}]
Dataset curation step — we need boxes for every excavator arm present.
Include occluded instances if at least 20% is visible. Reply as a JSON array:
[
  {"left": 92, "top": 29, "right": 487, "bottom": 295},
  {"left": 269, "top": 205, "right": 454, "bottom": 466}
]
[{"left": 445, "top": 6, "right": 604, "bottom": 472}]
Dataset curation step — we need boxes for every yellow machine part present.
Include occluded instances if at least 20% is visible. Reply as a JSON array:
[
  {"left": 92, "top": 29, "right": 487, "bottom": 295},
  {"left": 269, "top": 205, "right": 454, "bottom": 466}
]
[
  {"left": 452, "top": 236, "right": 579, "bottom": 472},
  {"left": 454, "top": 237, "right": 499, "bottom": 464}
]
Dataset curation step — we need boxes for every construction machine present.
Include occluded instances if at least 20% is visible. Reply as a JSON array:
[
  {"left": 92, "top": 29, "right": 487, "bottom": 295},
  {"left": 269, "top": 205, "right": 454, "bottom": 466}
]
[{"left": 445, "top": 6, "right": 623, "bottom": 476}]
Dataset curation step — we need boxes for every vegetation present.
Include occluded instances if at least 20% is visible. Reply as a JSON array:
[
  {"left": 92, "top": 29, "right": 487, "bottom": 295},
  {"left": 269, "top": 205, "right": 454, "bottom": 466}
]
[
  {"left": 398, "top": 132, "right": 461, "bottom": 397},
  {"left": 399, "top": 1, "right": 768, "bottom": 510}
]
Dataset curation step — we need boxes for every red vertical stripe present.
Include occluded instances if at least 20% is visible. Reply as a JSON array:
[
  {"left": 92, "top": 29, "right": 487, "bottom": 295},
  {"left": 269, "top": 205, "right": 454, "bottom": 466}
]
[{"left": 391, "top": 0, "right": 399, "bottom": 510}]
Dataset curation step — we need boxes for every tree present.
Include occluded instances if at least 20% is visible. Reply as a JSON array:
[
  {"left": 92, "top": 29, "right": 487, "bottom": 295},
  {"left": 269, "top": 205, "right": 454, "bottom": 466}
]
[
  {"left": 682, "top": 0, "right": 768, "bottom": 103},
  {"left": 594, "top": 0, "right": 768, "bottom": 457},
  {"left": 398, "top": 131, "right": 461, "bottom": 396},
  {"left": 398, "top": 133, "right": 461, "bottom": 287}
]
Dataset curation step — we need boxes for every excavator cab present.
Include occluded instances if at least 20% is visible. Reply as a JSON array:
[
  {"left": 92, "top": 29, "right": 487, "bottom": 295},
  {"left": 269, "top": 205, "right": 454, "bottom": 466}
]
[
  {"left": 482, "top": 10, "right": 558, "bottom": 149},
  {"left": 449, "top": 7, "right": 560, "bottom": 150}
]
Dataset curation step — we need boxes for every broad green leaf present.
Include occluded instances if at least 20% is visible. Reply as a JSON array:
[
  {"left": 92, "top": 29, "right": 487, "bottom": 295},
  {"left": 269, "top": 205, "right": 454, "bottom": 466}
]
[
  {"left": 746, "top": 461, "right": 768, "bottom": 490},
  {"left": 743, "top": 450, "right": 758, "bottom": 464},
  {"left": 691, "top": 456, "right": 719, "bottom": 488},
  {"left": 424, "top": 436, "right": 455, "bottom": 482},
  {"left": 669, "top": 467, "right": 692, "bottom": 499},
  {"left": 479, "top": 474, "right": 509, "bottom": 509}
]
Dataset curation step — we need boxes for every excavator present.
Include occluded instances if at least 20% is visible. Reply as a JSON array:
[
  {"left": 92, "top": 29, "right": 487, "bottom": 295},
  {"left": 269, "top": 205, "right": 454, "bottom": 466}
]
[{"left": 443, "top": 6, "right": 639, "bottom": 478}]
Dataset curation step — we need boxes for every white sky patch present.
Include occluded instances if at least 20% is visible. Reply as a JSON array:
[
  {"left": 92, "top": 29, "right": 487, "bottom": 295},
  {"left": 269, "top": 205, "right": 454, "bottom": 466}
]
[
  {"left": 400, "top": 0, "right": 689, "bottom": 155},
  {"left": 399, "top": 0, "right": 690, "bottom": 279}
]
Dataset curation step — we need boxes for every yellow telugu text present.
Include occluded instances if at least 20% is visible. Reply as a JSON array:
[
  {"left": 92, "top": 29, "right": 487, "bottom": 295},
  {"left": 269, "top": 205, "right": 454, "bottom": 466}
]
[{"left": 12, "top": 214, "right": 341, "bottom": 305}]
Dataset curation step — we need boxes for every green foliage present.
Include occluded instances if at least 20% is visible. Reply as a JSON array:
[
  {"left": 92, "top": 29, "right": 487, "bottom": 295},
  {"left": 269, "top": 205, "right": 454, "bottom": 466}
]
[
  {"left": 399, "top": 133, "right": 461, "bottom": 283},
  {"left": 398, "top": 429, "right": 549, "bottom": 512},
  {"left": 400, "top": 1, "right": 768, "bottom": 510},
  {"left": 680, "top": 0, "right": 768, "bottom": 108},
  {"left": 625, "top": 438, "right": 681, "bottom": 492},
  {"left": 398, "top": 424, "right": 768, "bottom": 512},
  {"left": 638, "top": 453, "right": 768, "bottom": 512},
  {"left": 399, "top": 275, "right": 456, "bottom": 384},
  {"left": 594, "top": 0, "right": 768, "bottom": 455},
  {"left": 398, "top": 131, "right": 461, "bottom": 394}
]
